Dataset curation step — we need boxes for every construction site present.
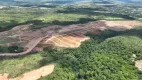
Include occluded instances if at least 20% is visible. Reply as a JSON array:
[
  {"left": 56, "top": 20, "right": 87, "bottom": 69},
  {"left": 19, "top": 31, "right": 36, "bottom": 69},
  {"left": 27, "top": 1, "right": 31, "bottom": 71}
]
[{"left": 0, "top": 20, "right": 142, "bottom": 56}]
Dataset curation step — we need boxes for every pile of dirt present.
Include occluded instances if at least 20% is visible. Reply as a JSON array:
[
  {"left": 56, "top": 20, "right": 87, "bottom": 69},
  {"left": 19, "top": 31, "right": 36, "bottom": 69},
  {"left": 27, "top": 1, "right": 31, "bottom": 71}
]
[{"left": 0, "top": 64, "right": 54, "bottom": 80}]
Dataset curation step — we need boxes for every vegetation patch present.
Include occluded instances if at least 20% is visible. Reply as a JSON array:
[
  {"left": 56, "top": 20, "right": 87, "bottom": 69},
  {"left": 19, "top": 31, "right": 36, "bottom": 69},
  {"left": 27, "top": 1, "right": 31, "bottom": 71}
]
[{"left": 0, "top": 53, "right": 43, "bottom": 78}]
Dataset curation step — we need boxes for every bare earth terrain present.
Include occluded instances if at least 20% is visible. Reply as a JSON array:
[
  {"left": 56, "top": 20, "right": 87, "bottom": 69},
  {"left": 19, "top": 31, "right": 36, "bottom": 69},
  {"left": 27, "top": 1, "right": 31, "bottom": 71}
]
[
  {"left": 0, "top": 20, "right": 142, "bottom": 56},
  {"left": 41, "top": 33, "right": 90, "bottom": 48},
  {"left": 0, "top": 64, "right": 54, "bottom": 80}
]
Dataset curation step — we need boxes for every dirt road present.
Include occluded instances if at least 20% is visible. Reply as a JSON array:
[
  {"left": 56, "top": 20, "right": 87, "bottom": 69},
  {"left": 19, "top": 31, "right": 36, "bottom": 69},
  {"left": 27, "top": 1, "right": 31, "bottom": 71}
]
[{"left": 0, "top": 35, "right": 51, "bottom": 57}]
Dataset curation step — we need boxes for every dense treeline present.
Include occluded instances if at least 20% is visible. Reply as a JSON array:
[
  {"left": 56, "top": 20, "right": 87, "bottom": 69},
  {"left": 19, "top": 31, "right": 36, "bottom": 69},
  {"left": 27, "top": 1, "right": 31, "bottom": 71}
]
[{"left": 40, "top": 28, "right": 142, "bottom": 80}]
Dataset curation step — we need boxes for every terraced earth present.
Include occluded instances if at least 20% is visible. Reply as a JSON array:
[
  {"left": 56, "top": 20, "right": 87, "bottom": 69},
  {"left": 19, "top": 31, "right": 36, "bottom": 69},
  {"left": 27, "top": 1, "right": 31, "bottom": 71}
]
[{"left": 41, "top": 33, "right": 90, "bottom": 48}]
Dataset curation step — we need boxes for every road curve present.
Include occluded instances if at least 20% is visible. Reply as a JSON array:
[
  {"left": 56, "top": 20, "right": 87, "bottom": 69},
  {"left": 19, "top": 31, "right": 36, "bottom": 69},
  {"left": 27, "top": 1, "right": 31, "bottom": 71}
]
[{"left": 0, "top": 35, "right": 51, "bottom": 57}]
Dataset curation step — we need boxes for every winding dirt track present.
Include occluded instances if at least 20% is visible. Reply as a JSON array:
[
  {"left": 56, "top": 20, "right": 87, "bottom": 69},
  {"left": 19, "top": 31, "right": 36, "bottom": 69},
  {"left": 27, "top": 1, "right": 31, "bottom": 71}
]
[{"left": 0, "top": 35, "right": 51, "bottom": 57}]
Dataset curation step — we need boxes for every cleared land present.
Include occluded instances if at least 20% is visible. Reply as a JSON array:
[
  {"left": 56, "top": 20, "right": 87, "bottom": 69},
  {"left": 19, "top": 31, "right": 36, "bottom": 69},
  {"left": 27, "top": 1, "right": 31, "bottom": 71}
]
[
  {"left": 0, "top": 64, "right": 54, "bottom": 80},
  {"left": 106, "top": 21, "right": 142, "bottom": 27},
  {"left": 42, "top": 33, "right": 90, "bottom": 48},
  {"left": 104, "top": 20, "right": 142, "bottom": 31},
  {"left": 0, "top": 20, "right": 142, "bottom": 56},
  {"left": 86, "top": 20, "right": 142, "bottom": 31}
]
